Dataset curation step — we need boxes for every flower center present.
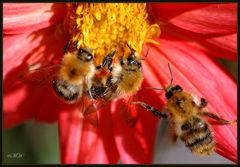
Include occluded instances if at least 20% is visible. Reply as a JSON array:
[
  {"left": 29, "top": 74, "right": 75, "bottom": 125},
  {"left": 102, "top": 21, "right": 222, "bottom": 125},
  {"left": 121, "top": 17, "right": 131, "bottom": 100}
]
[{"left": 64, "top": 3, "right": 160, "bottom": 66}]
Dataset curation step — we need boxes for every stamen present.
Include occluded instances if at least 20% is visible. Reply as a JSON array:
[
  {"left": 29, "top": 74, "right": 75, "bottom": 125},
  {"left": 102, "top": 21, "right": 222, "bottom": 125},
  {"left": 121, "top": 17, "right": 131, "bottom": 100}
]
[{"left": 64, "top": 3, "right": 161, "bottom": 66}]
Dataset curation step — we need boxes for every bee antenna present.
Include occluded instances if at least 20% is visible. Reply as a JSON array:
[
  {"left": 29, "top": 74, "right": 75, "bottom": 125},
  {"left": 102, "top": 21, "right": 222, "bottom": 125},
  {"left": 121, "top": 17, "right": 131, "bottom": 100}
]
[
  {"left": 139, "top": 48, "right": 149, "bottom": 61},
  {"left": 168, "top": 63, "right": 174, "bottom": 86},
  {"left": 109, "top": 47, "right": 119, "bottom": 57},
  {"left": 127, "top": 43, "right": 135, "bottom": 52}
]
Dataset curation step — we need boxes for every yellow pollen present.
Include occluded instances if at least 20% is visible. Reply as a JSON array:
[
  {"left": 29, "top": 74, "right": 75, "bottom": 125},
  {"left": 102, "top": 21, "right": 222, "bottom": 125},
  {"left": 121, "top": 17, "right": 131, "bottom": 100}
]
[{"left": 64, "top": 3, "right": 161, "bottom": 66}]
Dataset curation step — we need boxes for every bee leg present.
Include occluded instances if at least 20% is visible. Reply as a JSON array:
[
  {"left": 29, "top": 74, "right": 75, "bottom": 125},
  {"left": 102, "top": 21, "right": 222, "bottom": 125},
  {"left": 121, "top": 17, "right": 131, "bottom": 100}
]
[
  {"left": 95, "top": 65, "right": 102, "bottom": 70},
  {"left": 199, "top": 111, "right": 236, "bottom": 125},
  {"left": 168, "top": 121, "right": 179, "bottom": 143},
  {"left": 74, "top": 41, "right": 78, "bottom": 50},
  {"left": 102, "top": 56, "right": 113, "bottom": 71},
  {"left": 85, "top": 76, "right": 94, "bottom": 100},
  {"left": 132, "top": 101, "right": 168, "bottom": 119},
  {"left": 107, "top": 60, "right": 113, "bottom": 71},
  {"left": 199, "top": 98, "right": 208, "bottom": 108},
  {"left": 107, "top": 48, "right": 118, "bottom": 70},
  {"left": 63, "top": 40, "right": 71, "bottom": 53},
  {"left": 119, "top": 56, "right": 124, "bottom": 66},
  {"left": 98, "top": 56, "right": 111, "bottom": 70}
]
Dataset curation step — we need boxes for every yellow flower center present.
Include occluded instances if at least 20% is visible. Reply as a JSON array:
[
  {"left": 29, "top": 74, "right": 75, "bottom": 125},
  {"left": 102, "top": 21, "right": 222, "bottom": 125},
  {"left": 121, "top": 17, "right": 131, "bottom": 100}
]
[{"left": 64, "top": 3, "right": 160, "bottom": 66}]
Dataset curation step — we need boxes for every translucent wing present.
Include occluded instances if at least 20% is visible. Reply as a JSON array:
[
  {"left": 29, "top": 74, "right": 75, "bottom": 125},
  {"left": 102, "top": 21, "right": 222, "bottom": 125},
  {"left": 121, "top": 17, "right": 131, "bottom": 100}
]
[
  {"left": 101, "top": 79, "right": 140, "bottom": 127},
  {"left": 17, "top": 64, "right": 62, "bottom": 85},
  {"left": 81, "top": 96, "right": 108, "bottom": 127},
  {"left": 120, "top": 95, "right": 140, "bottom": 128},
  {"left": 167, "top": 120, "right": 179, "bottom": 143}
]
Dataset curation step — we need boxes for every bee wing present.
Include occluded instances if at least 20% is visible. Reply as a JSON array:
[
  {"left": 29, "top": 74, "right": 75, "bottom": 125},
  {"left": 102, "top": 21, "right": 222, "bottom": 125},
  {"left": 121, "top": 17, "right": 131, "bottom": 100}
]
[
  {"left": 120, "top": 95, "right": 140, "bottom": 128},
  {"left": 167, "top": 120, "right": 179, "bottom": 143},
  {"left": 17, "top": 64, "right": 62, "bottom": 85},
  {"left": 84, "top": 108, "right": 99, "bottom": 127},
  {"left": 81, "top": 96, "right": 107, "bottom": 127}
]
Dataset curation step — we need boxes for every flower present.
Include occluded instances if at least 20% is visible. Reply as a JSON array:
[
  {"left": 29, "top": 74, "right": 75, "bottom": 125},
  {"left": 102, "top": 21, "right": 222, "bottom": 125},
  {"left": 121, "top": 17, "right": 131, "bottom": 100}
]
[{"left": 3, "top": 3, "right": 237, "bottom": 164}]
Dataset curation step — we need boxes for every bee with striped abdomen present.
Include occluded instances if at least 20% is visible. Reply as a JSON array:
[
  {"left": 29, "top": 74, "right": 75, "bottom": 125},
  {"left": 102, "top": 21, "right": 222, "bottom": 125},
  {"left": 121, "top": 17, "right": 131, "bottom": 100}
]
[{"left": 133, "top": 63, "right": 236, "bottom": 156}]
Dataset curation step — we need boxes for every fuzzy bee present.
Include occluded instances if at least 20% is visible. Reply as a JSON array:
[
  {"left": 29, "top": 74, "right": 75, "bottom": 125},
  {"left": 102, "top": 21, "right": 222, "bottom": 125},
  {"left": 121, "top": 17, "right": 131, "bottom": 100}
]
[
  {"left": 18, "top": 39, "right": 103, "bottom": 126},
  {"left": 89, "top": 44, "right": 149, "bottom": 127},
  {"left": 96, "top": 44, "right": 149, "bottom": 100},
  {"left": 133, "top": 63, "right": 236, "bottom": 156},
  {"left": 52, "top": 44, "right": 95, "bottom": 103}
]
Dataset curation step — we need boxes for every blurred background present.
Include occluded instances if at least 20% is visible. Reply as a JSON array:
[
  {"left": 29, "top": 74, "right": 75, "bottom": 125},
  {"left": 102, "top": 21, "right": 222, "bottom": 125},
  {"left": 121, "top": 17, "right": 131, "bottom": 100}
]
[{"left": 3, "top": 60, "right": 237, "bottom": 164}]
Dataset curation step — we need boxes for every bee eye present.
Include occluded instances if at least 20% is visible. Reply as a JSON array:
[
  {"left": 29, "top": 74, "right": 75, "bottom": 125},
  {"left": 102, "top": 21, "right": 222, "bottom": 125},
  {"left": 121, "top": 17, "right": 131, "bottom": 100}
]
[
  {"left": 85, "top": 53, "right": 93, "bottom": 61},
  {"left": 129, "top": 59, "right": 135, "bottom": 65},
  {"left": 77, "top": 49, "right": 84, "bottom": 59},
  {"left": 165, "top": 91, "right": 173, "bottom": 99},
  {"left": 79, "top": 49, "right": 84, "bottom": 54},
  {"left": 175, "top": 85, "right": 183, "bottom": 92},
  {"left": 127, "top": 53, "right": 135, "bottom": 63},
  {"left": 77, "top": 49, "right": 93, "bottom": 61}
]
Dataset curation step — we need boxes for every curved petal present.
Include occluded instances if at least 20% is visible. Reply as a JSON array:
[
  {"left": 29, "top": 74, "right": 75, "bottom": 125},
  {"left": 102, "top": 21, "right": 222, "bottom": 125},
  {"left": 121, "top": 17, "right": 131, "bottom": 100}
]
[
  {"left": 3, "top": 3, "right": 66, "bottom": 34},
  {"left": 205, "top": 33, "right": 237, "bottom": 54},
  {"left": 142, "top": 37, "right": 237, "bottom": 162},
  {"left": 3, "top": 24, "right": 67, "bottom": 78},
  {"left": 151, "top": 3, "right": 237, "bottom": 34},
  {"left": 58, "top": 103, "right": 119, "bottom": 164},
  {"left": 58, "top": 109, "right": 83, "bottom": 163},
  {"left": 149, "top": 3, "right": 210, "bottom": 21},
  {"left": 110, "top": 90, "right": 160, "bottom": 164},
  {"left": 157, "top": 26, "right": 237, "bottom": 60},
  {"left": 3, "top": 25, "right": 68, "bottom": 128}
]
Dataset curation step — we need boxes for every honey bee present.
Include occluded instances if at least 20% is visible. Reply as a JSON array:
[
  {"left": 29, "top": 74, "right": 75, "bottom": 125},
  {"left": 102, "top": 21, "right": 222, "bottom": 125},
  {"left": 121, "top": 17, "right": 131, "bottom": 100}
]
[
  {"left": 86, "top": 47, "right": 119, "bottom": 100},
  {"left": 52, "top": 40, "right": 96, "bottom": 103},
  {"left": 18, "top": 39, "right": 103, "bottom": 126},
  {"left": 91, "top": 44, "right": 149, "bottom": 127},
  {"left": 104, "top": 44, "right": 149, "bottom": 100},
  {"left": 133, "top": 63, "right": 236, "bottom": 156},
  {"left": 87, "top": 44, "right": 146, "bottom": 101}
]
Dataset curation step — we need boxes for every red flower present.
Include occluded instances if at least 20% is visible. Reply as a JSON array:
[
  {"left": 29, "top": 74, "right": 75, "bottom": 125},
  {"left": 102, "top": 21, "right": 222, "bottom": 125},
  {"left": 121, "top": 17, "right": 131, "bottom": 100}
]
[{"left": 3, "top": 3, "right": 237, "bottom": 164}]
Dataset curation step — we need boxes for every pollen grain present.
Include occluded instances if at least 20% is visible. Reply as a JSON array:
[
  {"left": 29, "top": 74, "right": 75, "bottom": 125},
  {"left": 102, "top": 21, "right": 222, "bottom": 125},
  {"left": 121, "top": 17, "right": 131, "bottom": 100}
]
[{"left": 64, "top": 3, "right": 160, "bottom": 66}]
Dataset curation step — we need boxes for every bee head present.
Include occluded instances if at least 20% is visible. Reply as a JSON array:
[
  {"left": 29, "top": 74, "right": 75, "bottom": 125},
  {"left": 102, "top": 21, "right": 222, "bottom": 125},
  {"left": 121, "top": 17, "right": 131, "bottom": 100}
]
[
  {"left": 127, "top": 53, "right": 142, "bottom": 69},
  {"left": 124, "top": 44, "right": 142, "bottom": 69},
  {"left": 77, "top": 48, "right": 93, "bottom": 62},
  {"left": 165, "top": 85, "right": 183, "bottom": 99}
]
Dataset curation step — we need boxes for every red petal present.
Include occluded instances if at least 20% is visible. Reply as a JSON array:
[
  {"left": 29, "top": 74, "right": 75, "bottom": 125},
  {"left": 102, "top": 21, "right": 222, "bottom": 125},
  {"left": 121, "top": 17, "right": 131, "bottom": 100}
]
[
  {"left": 205, "top": 33, "right": 237, "bottom": 54},
  {"left": 3, "top": 25, "right": 67, "bottom": 78},
  {"left": 110, "top": 94, "right": 159, "bottom": 164},
  {"left": 3, "top": 3, "right": 66, "bottom": 34},
  {"left": 59, "top": 103, "right": 119, "bottom": 164},
  {"left": 142, "top": 37, "right": 237, "bottom": 162},
  {"left": 149, "top": 3, "right": 210, "bottom": 21},
  {"left": 3, "top": 25, "right": 68, "bottom": 128},
  {"left": 158, "top": 27, "right": 237, "bottom": 60},
  {"left": 58, "top": 109, "right": 83, "bottom": 163},
  {"left": 151, "top": 3, "right": 237, "bottom": 34}
]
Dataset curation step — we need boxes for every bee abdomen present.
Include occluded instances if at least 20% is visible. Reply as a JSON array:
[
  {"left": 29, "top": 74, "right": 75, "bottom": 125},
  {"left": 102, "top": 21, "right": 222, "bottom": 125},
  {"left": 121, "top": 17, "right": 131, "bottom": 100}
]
[
  {"left": 180, "top": 117, "right": 215, "bottom": 156},
  {"left": 52, "top": 79, "right": 82, "bottom": 103}
]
